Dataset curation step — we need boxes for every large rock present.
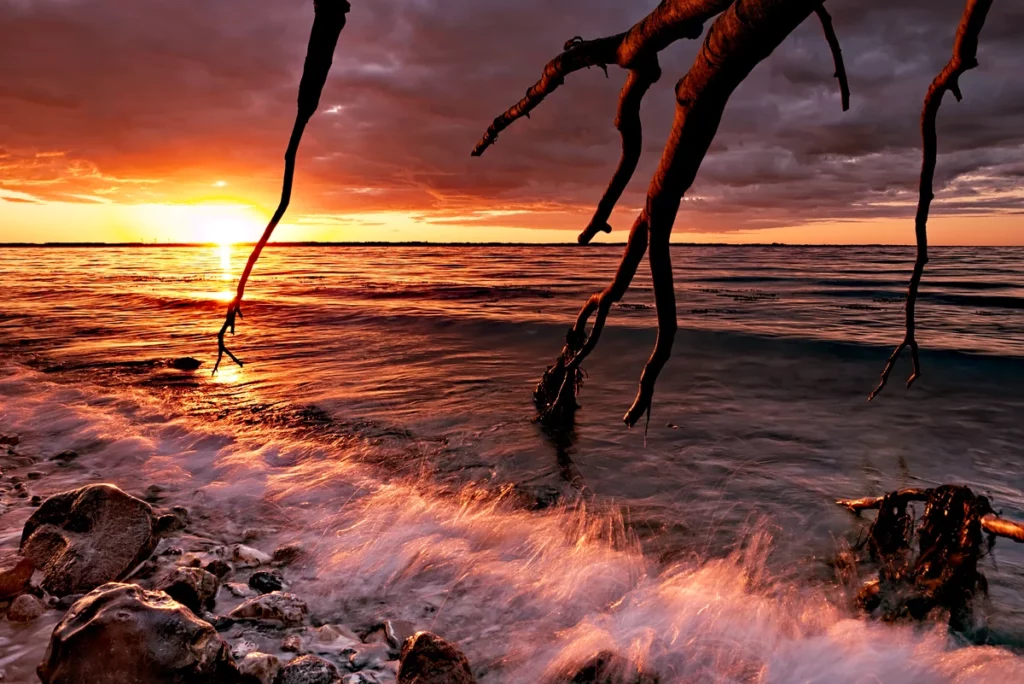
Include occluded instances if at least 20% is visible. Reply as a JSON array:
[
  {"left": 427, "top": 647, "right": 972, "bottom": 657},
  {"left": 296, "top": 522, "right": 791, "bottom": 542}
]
[
  {"left": 37, "top": 582, "right": 241, "bottom": 684},
  {"left": 398, "top": 632, "right": 475, "bottom": 684},
  {"left": 275, "top": 655, "right": 341, "bottom": 684},
  {"left": 20, "top": 484, "right": 157, "bottom": 596},
  {"left": 157, "top": 567, "right": 220, "bottom": 613}
]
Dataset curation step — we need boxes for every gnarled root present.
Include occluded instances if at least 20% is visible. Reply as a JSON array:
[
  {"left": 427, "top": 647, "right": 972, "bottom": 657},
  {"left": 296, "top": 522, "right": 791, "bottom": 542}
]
[{"left": 538, "top": 215, "right": 651, "bottom": 423}]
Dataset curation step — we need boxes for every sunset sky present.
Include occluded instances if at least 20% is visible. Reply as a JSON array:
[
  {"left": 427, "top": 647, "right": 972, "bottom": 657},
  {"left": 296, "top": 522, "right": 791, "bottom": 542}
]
[{"left": 1, "top": 0, "right": 1021, "bottom": 245}]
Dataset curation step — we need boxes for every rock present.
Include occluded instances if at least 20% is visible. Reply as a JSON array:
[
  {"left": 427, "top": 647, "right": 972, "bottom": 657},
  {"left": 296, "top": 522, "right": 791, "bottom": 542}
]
[
  {"left": 239, "top": 652, "right": 280, "bottom": 684},
  {"left": 398, "top": 632, "right": 475, "bottom": 684},
  {"left": 350, "top": 642, "right": 390, "bottom": 670},
  {"left": 37, "top": 583, "right": 240, "bottom": 684},
  {"left": 20, "top": 484, "right": 157, "bottom": 596},
  {"left": 170, "top": 357, "right": 203, "bottom": 371},
  {"left": 232, "top": 639, "right": 260, "bottom": 660},
  {"left": 551, "top": 651, "right": 657, "bottom": 684},
  {"left": 367, "top": 619, "right": 417, "bottom": 651},
  {"left": 229, "top": 591, "right": 308, "bottom": 626},
  {"left": 55, "top": 593, "right": 83, "bottom": 610},
  {"left": 275, "top": 655, "right": 341, "bottom": 684},
  {"left": 0, "top": 434, "right": 19, "bottom": 446},
  {"left": 272, "top": 544, "right": 305, "bottom": 567},
  {"left": 49, "top": 450, "right": 78, "bottom": 463},
  {"left": 27, "top": 471, "right": 43, "bottom": 480},
  {"left": 342, "top": 674, "right": 384, "bottom": 684},
  {"left": 0, "top": 555, "right": 33, "bottom": 598},
  {"left": 7, "top": 593, "right": 46, "bottom": 622},
  {"left": 249, "top": 570, "right": 284, "bottom": 594},
  {"left": 233, "top": 544, "right": 271, "bottom": 567},
  {"left": 226, "top": 582, "right": 257, "bottom": 599},
  {"left": 207, "top": 559, "right": 233, "bottom": 578},
  {"left": 31, "top": 495, "right": 42, "bottom": 506},
  {"left": 157, "top": 567, "right": 220, "bottom": 613},
  {"left": 282, "top": 635, "right": 304, "bottom": 653}
]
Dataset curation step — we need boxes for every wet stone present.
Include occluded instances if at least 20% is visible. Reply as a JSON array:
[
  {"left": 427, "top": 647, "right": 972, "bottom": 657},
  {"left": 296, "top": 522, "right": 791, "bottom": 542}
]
[
  {"left": 206, "top": 559, "right": 233, "bottom": 578},
  {"left": 0, "top": 555, "right": 33, "bottom": 598},
  {"left": 229, "top": 591, "right": 308, "bottom": 626},
  {"left": 272, "top": 544, "right": 305, "bottom": 567},
  {"left": 275, "top": 655, "right": 341, "bottom": 684},
  {"left": 37, "top": 583, "right": 239, "bottom": 684},
  {"left": 239, "top": 651, "right": 280, "bottom": 684},
  {"left": 233, "top": 544, "right": 272, "bottom": 567},
  {"left": 20, "top": 483, "right": 157, "bottom": 596},
  {"left": 249, "top": 570, "right": 284, "bottom": 594},
  {"left": 398, "top": 632, "right": 475, "bottom": 684},
  {"left": 7, "top": 593, "right": 45, "bottom": 622},
  {"left": 169, "top": 357, "right": 203, "bottom": 372},
  {"left": 156, "top": 566, "right": 220, "bottom": 613}
]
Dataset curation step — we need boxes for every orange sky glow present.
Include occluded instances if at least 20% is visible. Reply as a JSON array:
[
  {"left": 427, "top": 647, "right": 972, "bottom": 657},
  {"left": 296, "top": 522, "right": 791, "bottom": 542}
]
[{"left": 1, "top": 1, "right": 1021, "bottom": 245}]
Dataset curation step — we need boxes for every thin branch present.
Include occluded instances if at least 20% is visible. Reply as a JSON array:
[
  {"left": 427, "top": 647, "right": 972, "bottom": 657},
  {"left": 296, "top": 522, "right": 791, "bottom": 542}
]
[
  {"left": 471, "top": 34, "right": 624, "bottom": 156},
  {"left": 471, "top": 0, "right": 732, "bottom": 157},
  {"left": 813, "top": 5, "right": 850, "bottom": 112},
  {"left": 214, "top": 0, "right": 350, "bottom": 373},
  {"left": 579, "top": 61, "right": 661, "bottom": 244},
  {"left": 870, "top": 0, "right": 993, "bottom": 400}
]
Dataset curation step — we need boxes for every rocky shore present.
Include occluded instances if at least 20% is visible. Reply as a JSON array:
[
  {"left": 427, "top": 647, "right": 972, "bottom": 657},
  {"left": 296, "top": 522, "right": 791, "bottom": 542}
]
[
  {"left": 1, "top": 431, "right": 640, "bottom": 684},
  {"left": 0, "top": 431, "right": 480, "bottom": 684}
]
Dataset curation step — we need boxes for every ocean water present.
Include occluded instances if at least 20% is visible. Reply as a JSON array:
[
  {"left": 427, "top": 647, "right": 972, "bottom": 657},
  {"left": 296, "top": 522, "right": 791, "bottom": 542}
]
[{"left": 1, "top": 243, "right": 1023, "bottom": 682}]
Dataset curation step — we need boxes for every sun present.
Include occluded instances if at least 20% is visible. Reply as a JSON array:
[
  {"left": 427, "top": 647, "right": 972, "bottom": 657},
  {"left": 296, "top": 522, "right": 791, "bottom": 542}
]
[{"left": 187, "top": 203, "right": 263, "bottom": 247}]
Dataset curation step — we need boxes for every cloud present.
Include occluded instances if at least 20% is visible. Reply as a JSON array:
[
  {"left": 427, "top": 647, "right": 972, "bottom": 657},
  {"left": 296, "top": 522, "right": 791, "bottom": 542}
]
[{"left": 0, "top": 0, "right": 1020, "bottom": 235}]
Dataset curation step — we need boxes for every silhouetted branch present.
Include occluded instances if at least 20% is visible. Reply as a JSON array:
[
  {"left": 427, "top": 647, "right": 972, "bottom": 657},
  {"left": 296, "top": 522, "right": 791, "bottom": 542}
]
[
  {"left": 579, "top": 61, "right": 661, "bottom": 244},
  {"left": 870, "top": 0, "right": 993, "bottom": 400},
  {"left": 473, "top": 0, "right": 732, "bottom": 243},
  {"left": 813, "top": 5, "right": 850, "bottom": 111},
  {"left": 214, "top": 0, "right": 350, "bottom": 373}
]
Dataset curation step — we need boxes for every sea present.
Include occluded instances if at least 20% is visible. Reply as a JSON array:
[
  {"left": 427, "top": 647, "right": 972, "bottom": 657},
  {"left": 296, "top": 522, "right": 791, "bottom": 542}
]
[{"left": 1, "top": 243, "right": 1023, "bottom": 682}]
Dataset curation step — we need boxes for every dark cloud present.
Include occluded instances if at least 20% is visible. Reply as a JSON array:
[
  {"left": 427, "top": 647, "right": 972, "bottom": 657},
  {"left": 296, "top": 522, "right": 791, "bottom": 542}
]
[{"left": 0, "top": 0, "right": 1021, "bottom": 234}]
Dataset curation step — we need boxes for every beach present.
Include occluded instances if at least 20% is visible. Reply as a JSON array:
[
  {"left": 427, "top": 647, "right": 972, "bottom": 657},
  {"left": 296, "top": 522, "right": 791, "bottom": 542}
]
[{"left": 2, "top": 243, "right": 1023, "bottom": 682}]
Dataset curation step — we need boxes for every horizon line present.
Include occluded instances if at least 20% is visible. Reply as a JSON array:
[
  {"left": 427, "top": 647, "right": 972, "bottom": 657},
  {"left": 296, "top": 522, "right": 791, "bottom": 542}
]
[{"left": 0, "top": 241, "right": 1018, "bottom": 249}]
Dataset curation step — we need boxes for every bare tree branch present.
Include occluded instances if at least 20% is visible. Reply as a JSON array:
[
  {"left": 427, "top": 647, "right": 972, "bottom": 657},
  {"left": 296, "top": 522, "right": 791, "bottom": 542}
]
[
  {"left": 472, "top": 0, "right": 732, "bottom": 241},
  {"left": 213, "top": 0, "right": 351, "bottom": 374},
  {"left": 578, "top": 61, "right": 661, "bottom": 245},
  {"left": 813, "top": 5, "right": 850, "bottom": 112},
  {"left": 870, "top": 0, "right": 993, "bottom": 400}
]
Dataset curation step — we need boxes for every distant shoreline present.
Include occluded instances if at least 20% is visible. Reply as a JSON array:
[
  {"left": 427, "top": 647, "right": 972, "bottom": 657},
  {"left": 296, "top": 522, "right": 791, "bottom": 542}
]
[{"left": 0, "top": 241, "right": 1008, "bottom": 248}]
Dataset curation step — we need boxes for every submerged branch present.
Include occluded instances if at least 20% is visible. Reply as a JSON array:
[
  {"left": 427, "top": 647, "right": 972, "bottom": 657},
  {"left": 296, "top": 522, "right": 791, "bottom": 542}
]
[
  {"left": 214, "top": 0, "right": 350, "bottom": 373},
  {"left": 870, "top": 0, "right": 993, "bottom": 400}
]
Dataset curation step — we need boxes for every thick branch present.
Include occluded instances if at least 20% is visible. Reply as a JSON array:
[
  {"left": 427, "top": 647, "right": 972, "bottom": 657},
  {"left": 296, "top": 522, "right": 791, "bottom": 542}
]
[
  {"left": 471, "top": 0, "right": 732, "bottom": 157},
  {"left": 813, "top": 5, "right": 850, "bottom": 111},
  {"left": 870, "top": 0, "right": 993, "bottom": 400},
  {"left": 214, "top": 0, "right": 350, "bottom": 373}
]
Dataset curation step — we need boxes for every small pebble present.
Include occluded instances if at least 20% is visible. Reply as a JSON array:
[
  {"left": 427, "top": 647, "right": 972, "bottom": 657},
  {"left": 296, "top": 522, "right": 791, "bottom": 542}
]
[{"left": 248, "top": 570, "right": 284, "bottom": 594}]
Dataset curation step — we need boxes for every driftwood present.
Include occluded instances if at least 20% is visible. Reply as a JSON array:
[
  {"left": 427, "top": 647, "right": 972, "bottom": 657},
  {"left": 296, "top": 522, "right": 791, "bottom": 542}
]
[
  {"left": 837, "top": 485, "right": 1024, "bottom": 632},
  {"left": 475, "top": 0, "right": 994, "bottom": 426},
  {"left": 214, "top": 0, "right": 351, "bottom": 373}
]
